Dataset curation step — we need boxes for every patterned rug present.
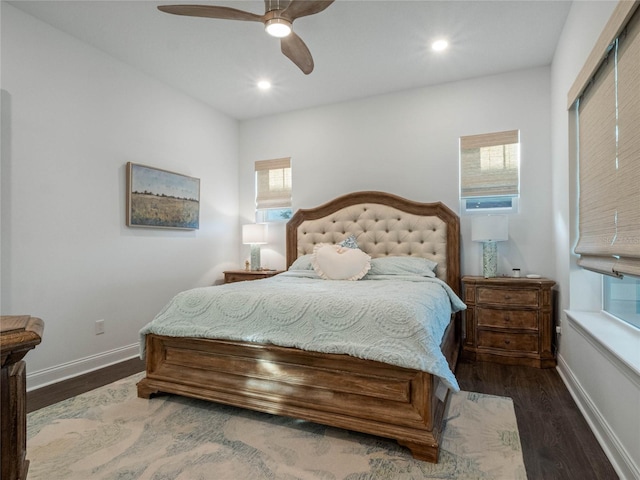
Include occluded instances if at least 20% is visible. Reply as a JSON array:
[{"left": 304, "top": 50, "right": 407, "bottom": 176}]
[{"left": 27, "top": 373, "right": 526, "bottom": 479}]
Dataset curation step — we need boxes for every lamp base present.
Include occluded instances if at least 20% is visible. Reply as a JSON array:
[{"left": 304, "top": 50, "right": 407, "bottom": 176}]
[
  {"left": 482, "top": 241, "right": 498, "bottom": 278},
  {"left": 250, "top": 244, "right": 261, "bottom": 271}
]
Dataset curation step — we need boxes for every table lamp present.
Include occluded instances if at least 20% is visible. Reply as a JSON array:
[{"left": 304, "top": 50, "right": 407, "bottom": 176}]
[
  {"left": 242, "top": 223, "right": 268, "bottom": 271},
  {"left": 471, "top": 215, "right": 508, "bottom": 278}
]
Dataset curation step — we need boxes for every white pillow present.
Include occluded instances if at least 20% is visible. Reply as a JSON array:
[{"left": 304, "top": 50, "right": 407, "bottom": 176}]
[{"left": 311, "top": 244, "right": 371, "bottom": 280}]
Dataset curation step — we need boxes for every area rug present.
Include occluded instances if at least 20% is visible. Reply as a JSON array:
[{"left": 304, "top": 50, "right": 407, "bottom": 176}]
[{"left": 27, "top": 373, "right": 526, "bottom": 479}]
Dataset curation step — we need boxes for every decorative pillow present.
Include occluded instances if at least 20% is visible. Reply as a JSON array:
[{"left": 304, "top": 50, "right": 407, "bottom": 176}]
[
  {"left": 338, "top": 234, "right": 359, "bottom": 249},
  {"left": 288, "top": 254, "right": 314, "bottom": 271},
  {"left": 312, "top": 244, "right": 371, "bottom": 280},
  {"left": 367, "top": 256, "right": 437, "bottom": 277}
]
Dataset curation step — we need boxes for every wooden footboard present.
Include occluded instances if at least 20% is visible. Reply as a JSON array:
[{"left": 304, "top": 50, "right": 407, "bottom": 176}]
[{"left": 137, "top": 314, "right": 460, "bottom": 463}]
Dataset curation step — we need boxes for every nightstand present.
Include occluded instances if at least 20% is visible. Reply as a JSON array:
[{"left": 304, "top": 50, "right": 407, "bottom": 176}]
[
  {"left": 461, "top": 276, "right": 556, "bottom": 368},
  {"left": 223, "top": 270, "right": 284, "bottom": 284}
]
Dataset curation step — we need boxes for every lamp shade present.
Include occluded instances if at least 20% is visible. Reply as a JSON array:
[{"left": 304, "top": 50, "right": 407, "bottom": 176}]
[
  {"left": 471, "top": 215, "right": 509, "bottom": 242},
  {"left": 242, "top": 224, "right": 268, "bottom": 245}
]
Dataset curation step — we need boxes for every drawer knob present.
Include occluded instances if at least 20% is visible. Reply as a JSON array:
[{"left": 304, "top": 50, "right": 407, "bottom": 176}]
[
  {"left": 504, "top": 339, "right": 511, "bottom": 345},
  {"left": 504, "top": 295, "right": 511, "bottom": 300}
]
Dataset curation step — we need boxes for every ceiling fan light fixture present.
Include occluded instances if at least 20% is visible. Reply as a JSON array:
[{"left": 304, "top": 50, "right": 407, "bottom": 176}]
[
  {"left": 157, "top": 0, "right": 335, "bottom": 74},
  {"left": 265, "top": 18, "right": 292, "bottom": 38}
]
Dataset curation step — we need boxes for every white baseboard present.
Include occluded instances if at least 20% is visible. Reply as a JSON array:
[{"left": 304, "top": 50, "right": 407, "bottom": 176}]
[
  {"left": 557, "top": 354, "right": 639, "bottom": 480},
  {"left": 26, "top": 343, "right": 140, "bottom": 392}
]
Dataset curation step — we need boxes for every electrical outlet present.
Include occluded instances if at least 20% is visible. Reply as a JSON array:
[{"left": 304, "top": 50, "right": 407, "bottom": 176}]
[
  {"left": 555, "top": 325, "right": 562, "bottom": 335},
  {"left": 95, "top": 319, "right": 105, "bottom": 335}
]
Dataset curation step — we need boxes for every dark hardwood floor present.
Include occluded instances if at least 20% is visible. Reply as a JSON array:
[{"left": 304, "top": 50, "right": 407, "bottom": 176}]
[
  {"left": 456, "top": 360, "right": 618, "bottom": 480},
  {"left": 27, "top": 357, "right": 618, "bottom": 480}
]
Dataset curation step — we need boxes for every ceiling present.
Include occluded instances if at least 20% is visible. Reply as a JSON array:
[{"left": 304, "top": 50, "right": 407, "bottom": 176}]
[{"left": 8, "top": 0, "right": 573, "bottom": 120}]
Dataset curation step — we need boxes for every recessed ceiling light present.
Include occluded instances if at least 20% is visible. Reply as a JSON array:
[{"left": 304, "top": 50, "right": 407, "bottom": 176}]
[
  {"left": 257, "top": 80, "right": 271, "bottom": 90},
  {"left": 431, "top": 39, "right": 449, "bottom": 52}
]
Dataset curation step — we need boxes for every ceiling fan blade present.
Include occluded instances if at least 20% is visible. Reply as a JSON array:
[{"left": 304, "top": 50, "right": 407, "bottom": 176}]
[
  {"left": 281, "top": 32, "right": 314, "bottom": 74},
  {"left": 158, "top": 5, "right": 264, "bottom": 22},
  {"left": 281, "top": 0, "right": 334, "bottom": 20}
]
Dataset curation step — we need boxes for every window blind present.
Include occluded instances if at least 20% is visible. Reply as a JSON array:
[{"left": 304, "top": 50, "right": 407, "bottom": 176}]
[
  {"left": 255, "top": 158, "right": 292, "bottom": 210},
  {"left": 615, "top": 8, "right": 640, "bottom": 276},
  {"left": 460, "top": 130, "right": 520, "bottom": 198},
  {"left": 574, "top": 4, "right": 640, "bottom": 278}
]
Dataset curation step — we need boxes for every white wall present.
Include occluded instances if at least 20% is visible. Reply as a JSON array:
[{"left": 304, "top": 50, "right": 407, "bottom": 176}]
[
  {"left": 239, "top": 67, "right": 554, "bottom": 279},
  {"left": 1, "top": 4, "right": 240, "bottom": 388},
  {"left": 550, "top": 1, "right": 640, "bottom": 479},
  {"left": 5, "top": 3, "right": 636, "bottom": 475}
]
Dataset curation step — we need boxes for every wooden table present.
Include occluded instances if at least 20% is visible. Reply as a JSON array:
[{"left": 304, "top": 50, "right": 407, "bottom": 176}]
[{"left": 1, "top": 315, "right": 44, "bottom": 480}]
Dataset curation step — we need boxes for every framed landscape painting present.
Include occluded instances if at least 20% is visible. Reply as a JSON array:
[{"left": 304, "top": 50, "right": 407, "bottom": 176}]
[{"left": 126, "top": 162, "right": 200, "bottom": 229}]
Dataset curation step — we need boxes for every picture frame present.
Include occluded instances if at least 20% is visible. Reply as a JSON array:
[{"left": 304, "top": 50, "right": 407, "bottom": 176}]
[{"left": 126, "top": 162, "right": 200, "bottom": 230}]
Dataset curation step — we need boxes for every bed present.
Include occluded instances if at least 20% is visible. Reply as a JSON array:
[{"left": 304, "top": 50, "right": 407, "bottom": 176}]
[{"left": 137, "top": 191, "right": 463, "bottom": 463}]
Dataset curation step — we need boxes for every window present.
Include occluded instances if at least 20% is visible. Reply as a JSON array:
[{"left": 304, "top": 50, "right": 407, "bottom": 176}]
[
  {"left": 459, "top": 130, "right": 520, "bottom": 214},
  {"left": 255, "top": 157, "right": 292, "bottom": 223},
  {"left": 571, "top": 4, "right": 640, "bottom": 280},
  {"left": 568, "top": 2, "right": 640, "bottom": 330},
  {"left": 604, "top": 276, "right": 640, "bottom": 329}
]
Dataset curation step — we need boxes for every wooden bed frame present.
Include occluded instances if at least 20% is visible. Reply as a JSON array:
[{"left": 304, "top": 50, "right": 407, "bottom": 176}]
[{"left": 137, "top": 191, "right": 461, "bottom": 463}]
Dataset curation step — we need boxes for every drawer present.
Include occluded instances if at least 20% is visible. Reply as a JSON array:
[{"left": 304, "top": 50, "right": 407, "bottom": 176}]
[
  {"left": 477, "top": 287, "right": 538, "bottom": 307},
  {"left": 225, "top": 273, "right": 268, "bottom": 283},
  {"left": 224, "top": 270, "right": 283, "bottom": 284},
  {"left": 477, "top": 331, "right": 538, "bottom": 353},
  {"left": 225, "top": 273, "right": 247, "bottom": 283},
  {"left": 477, "top": 308, "right": 538, "bottom": 330}
]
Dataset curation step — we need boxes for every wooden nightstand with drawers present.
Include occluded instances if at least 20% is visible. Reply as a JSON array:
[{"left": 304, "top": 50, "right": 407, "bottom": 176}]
[
  {"left": 461, "top": 276, "right": 556, "bottom": 368},
  {"left": 223, "top": 270, "right": 284, "bottom": 284}
]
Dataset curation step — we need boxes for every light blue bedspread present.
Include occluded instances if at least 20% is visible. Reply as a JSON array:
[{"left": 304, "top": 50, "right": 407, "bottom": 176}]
[{"left": 140, "top": 271, "right": 466, "bottom": 391}]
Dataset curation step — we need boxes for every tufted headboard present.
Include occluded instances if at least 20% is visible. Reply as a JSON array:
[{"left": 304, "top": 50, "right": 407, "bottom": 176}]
[{"left": 286, "top": 191, "right": 461, "bottom": 295}]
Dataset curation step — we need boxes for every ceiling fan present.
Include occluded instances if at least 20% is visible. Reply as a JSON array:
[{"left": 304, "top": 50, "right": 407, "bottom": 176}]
[{"left": 157, "top": 0, "right": 335, "bottom": 74}]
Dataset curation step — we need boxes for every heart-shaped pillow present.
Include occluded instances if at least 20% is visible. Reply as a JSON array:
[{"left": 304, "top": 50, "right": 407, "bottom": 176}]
[{"left": 312, "top": 244, "right": 371, "bottom": 280}]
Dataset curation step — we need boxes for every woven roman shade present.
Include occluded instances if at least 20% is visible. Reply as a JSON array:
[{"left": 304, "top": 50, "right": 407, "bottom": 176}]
[
  {"left": 460, "top": 130, "right": 519, "bottom": 198},
  {"left": 574, "top": 4, "right": 640, "bottom": 277},
  {"left": 255, "top": 158, "right": 292, "bottom": 210},
  {"left": 615, "top": 9, "right": 640, "bottom": 276}
]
